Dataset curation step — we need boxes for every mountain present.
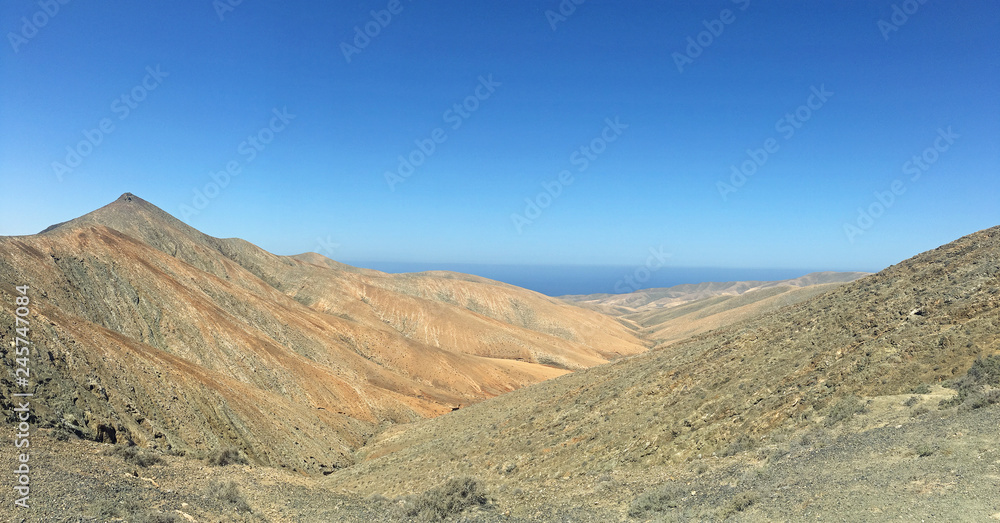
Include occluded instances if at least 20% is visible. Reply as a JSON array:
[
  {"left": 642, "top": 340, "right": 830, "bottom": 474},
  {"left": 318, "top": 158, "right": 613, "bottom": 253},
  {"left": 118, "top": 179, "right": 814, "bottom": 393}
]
[
  {"left": 4, "top": 196, "right": 995, "bottom": 520},
  {"left": 319, "top": 225, "right": 1000, "bottom": 520},
  {"left": 562, "top": 272, "right": 869, "bottom": 346},
  {"left": 0, "top": 193, "right": 647, "bottom": 473}
]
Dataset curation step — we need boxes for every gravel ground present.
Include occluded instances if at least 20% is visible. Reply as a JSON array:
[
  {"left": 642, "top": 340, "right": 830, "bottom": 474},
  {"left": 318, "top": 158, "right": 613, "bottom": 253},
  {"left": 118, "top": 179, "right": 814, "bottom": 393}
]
[{"left": 2, "top": 402, "right": 998, "bottom": 522}]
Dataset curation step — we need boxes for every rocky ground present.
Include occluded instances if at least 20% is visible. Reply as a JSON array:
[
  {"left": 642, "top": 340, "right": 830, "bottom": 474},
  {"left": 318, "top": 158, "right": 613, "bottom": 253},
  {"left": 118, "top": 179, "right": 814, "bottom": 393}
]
[{"left": 2, "top": 396, "right": 998, "bottom": 522}]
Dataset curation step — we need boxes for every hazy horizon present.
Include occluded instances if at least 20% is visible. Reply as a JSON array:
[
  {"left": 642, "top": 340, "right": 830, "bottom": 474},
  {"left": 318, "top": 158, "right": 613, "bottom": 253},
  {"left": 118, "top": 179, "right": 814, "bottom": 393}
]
[{"left": 342, "top": 260, "right": 857, "bottom": 297}]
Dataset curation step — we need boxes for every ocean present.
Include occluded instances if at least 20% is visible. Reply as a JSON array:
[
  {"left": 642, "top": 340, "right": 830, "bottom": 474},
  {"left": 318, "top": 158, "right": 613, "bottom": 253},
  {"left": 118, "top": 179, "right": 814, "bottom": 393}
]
[{"left": 349, "top": 262, "right": 822, "bottom": 297}]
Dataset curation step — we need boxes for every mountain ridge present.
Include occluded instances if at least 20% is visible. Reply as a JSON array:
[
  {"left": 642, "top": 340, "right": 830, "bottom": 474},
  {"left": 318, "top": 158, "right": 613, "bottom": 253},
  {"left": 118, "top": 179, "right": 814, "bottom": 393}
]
[
  {"left": 2, "top": 196, "right": 996, "bottom": 520},
  {"left": 0, "top": 193, "right": 648, "bottom": 473}
]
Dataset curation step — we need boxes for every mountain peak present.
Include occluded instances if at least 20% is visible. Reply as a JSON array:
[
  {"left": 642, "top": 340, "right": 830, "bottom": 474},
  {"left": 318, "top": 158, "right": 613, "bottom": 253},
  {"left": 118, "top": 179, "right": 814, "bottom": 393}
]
[
  {"left": 41, "top": 192, "right": 191, "bottom": 236},
  {"left": 108, "top": 191, "right": 159, "bottom": 212}
]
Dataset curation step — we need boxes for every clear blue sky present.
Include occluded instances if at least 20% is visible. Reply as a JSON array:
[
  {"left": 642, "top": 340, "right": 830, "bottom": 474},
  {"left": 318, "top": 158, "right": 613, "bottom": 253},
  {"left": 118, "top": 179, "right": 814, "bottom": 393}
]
[{"left": 1, "top": 0, "right": 997, "bottom": 273}]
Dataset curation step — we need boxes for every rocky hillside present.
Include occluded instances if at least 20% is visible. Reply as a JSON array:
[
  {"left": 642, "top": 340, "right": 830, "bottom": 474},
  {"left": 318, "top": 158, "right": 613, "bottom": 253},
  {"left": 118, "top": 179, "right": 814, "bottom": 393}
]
[
  {"left": 323, "top": 225, "right": 1000, "bottom": 518},
  {"left": 2, "top": 216, "right": 996, "bottom": 521},
  {"left": 0, "top": 193, "right": 647, "bottom": 474}
]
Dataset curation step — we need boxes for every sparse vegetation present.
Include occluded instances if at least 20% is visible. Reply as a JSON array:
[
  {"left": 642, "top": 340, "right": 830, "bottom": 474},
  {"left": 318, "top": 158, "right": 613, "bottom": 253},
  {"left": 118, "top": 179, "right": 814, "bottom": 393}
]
[
  {"left": 915, "top": 444, "right": 936, "bottom": 457},
  {"left": 912, "top": 384, "right": 931, "bottom": 394},
  {"left": 207, "top": 480, "right": 251, "bottom": 513},
  {"left": 628, "top": 482, "right": 686, "bottom": 518},
  {"left": 104, "top": 444, "right": 164, "bottom": 467},
  {"left": 719, "top": 433, "right": 756, "bottom": 457},
  {"left": 141, "top": 514, "right": 182, "bottom": 523},
  {"left": 206, "top": 447, "right": 248, "bottom": 467},
  {"left": 94, "top": 498, "right": 144, "bottom": 519},
  {"left": 52, "top": 424, "right": 77, "bottom": 441},
  {"left": 962, "top": 389, "right": 1000, "bottom": 410},
  {"left": 824, "top": 395, "right": 866, "bottom": 427},
  {"left": 941, "top": 355, "right": 1000, "bottom": 409},
  {"left": 720, "top": 491, "right": 758, "bottom": 518},
  {"left": 96, "top": 499, "right": 183, "bottom": 522},
  {"left": 393, "top": 477, "right": 490, "bottom": 522}
]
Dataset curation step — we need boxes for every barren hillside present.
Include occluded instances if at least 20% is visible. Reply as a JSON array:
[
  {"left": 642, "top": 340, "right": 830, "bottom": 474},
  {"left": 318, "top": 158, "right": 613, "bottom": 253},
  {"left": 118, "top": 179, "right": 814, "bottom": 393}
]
[
  {"left": 2, "top": 220, "right": 997, "bottom": 521},
  {"left": 322, "top": 225, "right": 1000, "bottom": 519},
  {"left": 0, "top": 193, "right": 646, "bottom": 474}
]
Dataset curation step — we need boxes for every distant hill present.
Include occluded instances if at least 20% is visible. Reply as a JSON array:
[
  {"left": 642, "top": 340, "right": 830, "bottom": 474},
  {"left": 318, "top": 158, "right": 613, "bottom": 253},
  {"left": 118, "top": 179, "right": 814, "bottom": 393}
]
[
  {"left": 0, "top": 193, "right": 647, "bottom": 473},
  {"left": 562, "top": 271, "right": 869, "bottom": 346},
  {"left": 561, "top": 271, "right": 869, "bottom": 311},
  {"left": 323, "top": 225, "right": 1000, "bottom": 519}
]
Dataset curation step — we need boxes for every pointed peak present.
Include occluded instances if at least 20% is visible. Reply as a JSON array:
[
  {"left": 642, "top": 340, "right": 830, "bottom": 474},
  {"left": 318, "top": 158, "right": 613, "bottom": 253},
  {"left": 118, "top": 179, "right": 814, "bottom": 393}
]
[
  {"left": 39, "top": 192, "right": 190, "bottom": 237},
  {"left": 111, "top": 192, "right": 154, "bottom": 207}
]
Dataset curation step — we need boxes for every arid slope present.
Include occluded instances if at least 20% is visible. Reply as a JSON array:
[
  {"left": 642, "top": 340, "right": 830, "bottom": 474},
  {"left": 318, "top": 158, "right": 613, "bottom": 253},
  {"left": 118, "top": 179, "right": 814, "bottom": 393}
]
[
  {"left": 0, "top": 193, "right": 646, "bottom": 473},
  {"left": 324, "top": 225, "right": 1000, "bottom": 517}
]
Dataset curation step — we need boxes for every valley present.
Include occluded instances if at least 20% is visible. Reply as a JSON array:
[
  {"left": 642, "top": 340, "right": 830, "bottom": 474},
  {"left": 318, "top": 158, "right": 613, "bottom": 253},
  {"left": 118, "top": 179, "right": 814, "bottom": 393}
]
[{"left": 1, "top": 195, "right": 997, "bottom": 521}]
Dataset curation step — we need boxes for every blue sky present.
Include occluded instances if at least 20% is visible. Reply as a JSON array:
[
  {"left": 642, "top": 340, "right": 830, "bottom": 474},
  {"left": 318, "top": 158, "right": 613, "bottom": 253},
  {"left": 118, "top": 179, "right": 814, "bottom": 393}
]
[{"left": 1, "top": 0, "right": 997, "bottom": 276}]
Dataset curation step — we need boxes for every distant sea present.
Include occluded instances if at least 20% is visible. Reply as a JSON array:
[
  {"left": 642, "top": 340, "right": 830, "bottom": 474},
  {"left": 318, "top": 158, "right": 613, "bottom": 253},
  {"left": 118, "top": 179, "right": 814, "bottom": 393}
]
[{"left": 348, "top": 262, "right": 824, "bottom": 297}]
